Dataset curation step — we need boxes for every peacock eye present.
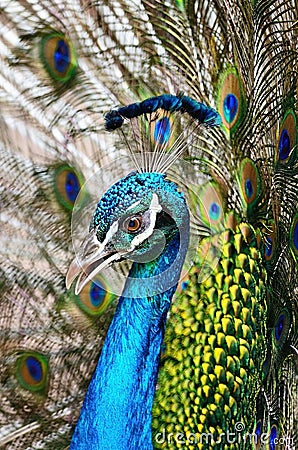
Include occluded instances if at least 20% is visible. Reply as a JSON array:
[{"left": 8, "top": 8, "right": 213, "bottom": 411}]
[{"left": 124, "top": 216, "right": 143, "bottom": 233}]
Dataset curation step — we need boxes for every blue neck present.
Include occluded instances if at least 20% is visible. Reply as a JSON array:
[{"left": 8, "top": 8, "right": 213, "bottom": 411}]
[{"left": 70, "top": 230, "right": 189, "bottom": 449}]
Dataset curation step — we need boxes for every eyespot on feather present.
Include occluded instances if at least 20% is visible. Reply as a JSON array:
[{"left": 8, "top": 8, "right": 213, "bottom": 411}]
[
  {"left": 153, "top": 116, "right": 172, "bottom": 145},
  {"left": 54, "top": 165, "right": 84, "bottom": 211},
  {"left": 74, "top": 277, "right": 116, "bottom": 316},
  {"left": 263, "top": 221, "right": 276, "bottom": 262},
  {"left": 149, "top": 109, "right": 175, "bottom": 148},
  {"left": 276, "top": 110, "right": 296, "bottom": 163},
  {"left": 238, "top": 158, "right": 261, "bottom": 208},
  {"left": 269, "top": 424, "right": 278, "bottom": 450},
  {"left": 218, "top": 68, "right": 245, "bottom": 131},
  {"left": 16, "top": 353, "right": 48, "bottom": 393},
  {"left": 40, "top": 33, "right": 78, "bottom": 83},
  {"left": 254, "top": 419, "right": 262, "bottom": 449},
  {"left": 273, "top": 309, "right": 290, "bottom": 348},
  {"left": 198, "top": 182, "right": 225, "bottom": 230}
]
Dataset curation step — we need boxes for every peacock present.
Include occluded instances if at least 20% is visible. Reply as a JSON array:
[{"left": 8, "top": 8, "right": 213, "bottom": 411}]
[{"left": 0, "top": 0, "right": 297, "bottom": 449}]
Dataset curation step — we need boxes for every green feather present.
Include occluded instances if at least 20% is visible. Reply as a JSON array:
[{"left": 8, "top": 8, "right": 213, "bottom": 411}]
[{"left": 153, "top": 224, "right": 267, "bottom": 448}]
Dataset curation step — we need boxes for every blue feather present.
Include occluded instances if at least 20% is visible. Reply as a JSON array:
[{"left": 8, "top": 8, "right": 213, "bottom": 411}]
[{"left": 105, "top": 94, "right": 221, "bottom": 131}]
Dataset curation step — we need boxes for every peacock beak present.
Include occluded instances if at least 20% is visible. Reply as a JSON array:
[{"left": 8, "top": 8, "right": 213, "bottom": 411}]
[{"left": 65, "top": 229, "right": 122, "bottom": 295}]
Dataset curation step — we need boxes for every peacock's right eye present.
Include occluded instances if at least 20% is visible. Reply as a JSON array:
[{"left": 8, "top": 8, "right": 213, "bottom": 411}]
[{"left": 123, "top": 216, "right": 143, "bottom": 233}]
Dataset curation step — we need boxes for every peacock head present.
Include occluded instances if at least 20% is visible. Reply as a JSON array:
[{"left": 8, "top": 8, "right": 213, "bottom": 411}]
[
  {"left": 66, "top": 94, "right": 221, "bottom": 295},
  {"left": 66, "top": 171, "right": 189, "bottom": 294}
]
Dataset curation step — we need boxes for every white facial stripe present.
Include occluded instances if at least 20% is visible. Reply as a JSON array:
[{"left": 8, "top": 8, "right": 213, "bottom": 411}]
[
  {"left": 130, "top": 193, "right": 162, "bottom": 248},
  {"left": 126, "top": 199, "right": 141, "bottom": 211},
  {"left": 150, "top": 192, "right": 163, "bottom": 213},
  {"left": 104, "top": 219, "right": 119, "bottom": 243}
]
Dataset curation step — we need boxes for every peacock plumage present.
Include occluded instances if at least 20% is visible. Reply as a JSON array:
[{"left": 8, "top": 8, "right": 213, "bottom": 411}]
[{"left": 0, "top": 1, "right": 297, "bottom": 449}]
